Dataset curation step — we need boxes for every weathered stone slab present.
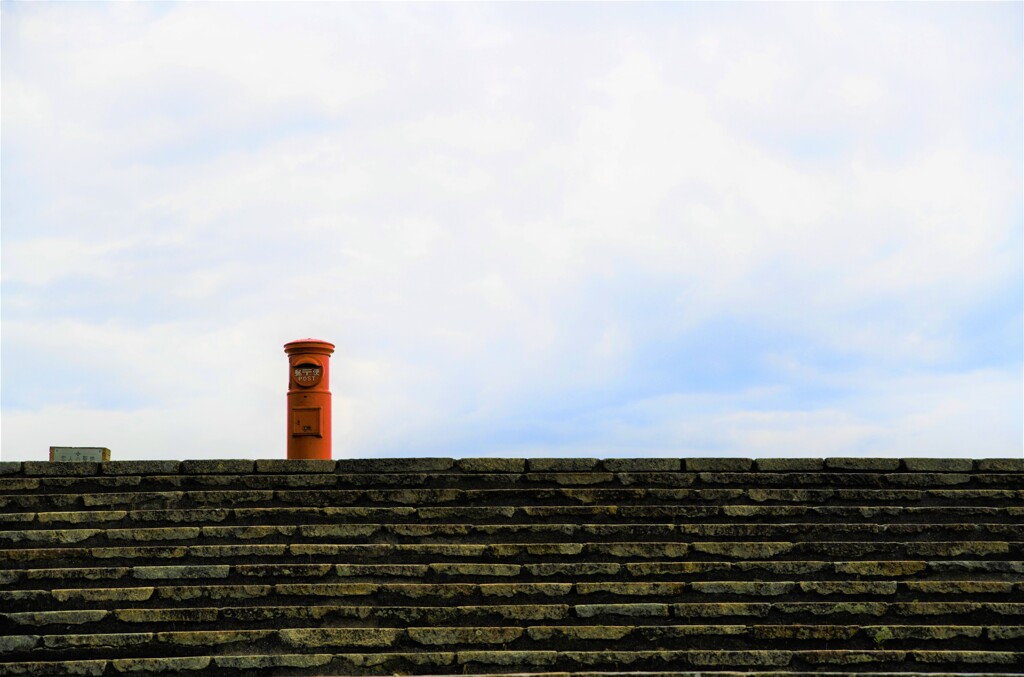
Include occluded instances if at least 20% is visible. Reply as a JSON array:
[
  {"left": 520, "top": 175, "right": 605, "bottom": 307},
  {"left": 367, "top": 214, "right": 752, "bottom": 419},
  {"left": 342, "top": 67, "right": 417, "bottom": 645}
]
[
  {"left": 673, "top": 603, "right": 771, "bottom": 618},
  {"left": 0, "top": 479, "right": 40, "bottom": 491},
  {"left": 111, "top": 656, "right": 212, "bottom": 672},
  {"left": 102, "top": 461, "right": 180, "bottom": 475},
  {"left": 692, "top": 582, "right": 795, "bottom": 596},
  {"left": 213, "top": 654, "right": 333, "bottom": 670},
  {"left": 602, "top": 458, "right": 680, "bottom": 472},
  {"left": 42, "top": 633, "right": 152, "bottom": 650},
  {"left": 576, "top": 603, "right": 669, "bottom": 618},
  {"left": 23, "top": 462, "right": 100, "bottom": 476},
  {"left": 0, "top": 462, "right": 23, "bottom": 475},
  {"left": 0, "top": 660, "right": 108, "bottom": 676},
  {"left": 114, "top": 608, "right": 217, "bottom": 623},
  {"left": 179, "top": 459, "right": 254, "bottom": 474},
  {"left": 4, "top": 610, "right": 109, "bottom": 627},
  {"left": 686, "top": 458, "right": 753, "bottom": 472},
  {"left": 255, "top": 459, "right": 335, "bottom": 473},
  {"left": 52, "top": 587, "right": 154, "bottom": 603},
  {"left": 279, "top": 628, "right": 401, "bottom": 648},
  {"left": 37, "top": 510, "right": 126, "bottom": 524},
  {"left": 456, "top": 458, "right": 525, "bottom": 473},
  {"left": 132, "top": 565, "right": 230, "bottom": 580},
  {"left": 825, "top": 457, "right": 900, "bottom": 471},
  {"left": 154, "top": 630, "right": 273, "bottom": 646},
  {"left": 409, "top": 626, "right": 523, "bottom": 645},
  {"left": 337, "top": 458, "right": 454, "bottom": 473},
  {"left": 756, "top": 458, "right": 823, "bottom": 472},
  {"left": 903, "top": 458, "right": 974, "bottom": 472},
  {"left": 577, "top": 581, "right": 689, "bottom": 596},
  {"left": 457, "top": 650, "right": 557, "bottom": 666},
  {"left": 528, "top": 458, "right": 601, "bottom": 472},
  {"left": 0, "top": 635, "right": 39, "bottom": 652}
]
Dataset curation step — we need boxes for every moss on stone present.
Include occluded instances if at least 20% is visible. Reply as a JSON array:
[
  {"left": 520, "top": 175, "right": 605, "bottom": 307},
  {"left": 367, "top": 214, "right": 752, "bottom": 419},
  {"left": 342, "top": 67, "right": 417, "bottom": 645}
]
[
  {"left": 834, "top": 560, "right": 926, "bottom": 577},
  {"left": 38, "top": 511, "right": 127, "bottom": 524},
  {"left": 527, "top": 625, "right": 633, "bottom": 641},
  {"left": 627, "top": 561, "right": 731, "bottom": 576},
  {"left": 776, "top": 602, "right": 888, "bottom": 616},
  {"left": 694, "top": 541, "right": 793, "bottom": 559},
  {"left": 593, "top": 542, "right": 689, "bottom": 559},
  {"left": 577, "top": 581, "right": 688, "bottom": 596},
  {"left": 276, "top": 583, "right": 378, "bottom": 597},
  {"left": 42, "top": 633, "right": 152, "bottom": 650},
  {"left": 255, "top": 459, "right": 336, "bottom": 474},
  {"left": 179, "top": 460, "right": 253, "bottom": 474},
  {"left": 687, "top": 650, "right": 792, "bottom": 666},
  {"left": 906, "top": 581, "right": 1014, "bottom": 595},
  {"left": 6, "top": 610, "right": 109, "bottom": 627},
  {"left": 457, "top": 458, "right": 525, "bottom": 473},
  {"left": 908, "top": 541, "right": 1010, "bottom": 557},
  {"left": 0, "top": 636, "right": 39, "bottom": 652},
  {"left": 825, "top": 457, "right": 900, "bottom": 471},
  {"left": 409, "top": 626, "right": 523, "bottom": 645},
  {"left": 110, "top": 657, "right": 212, "bottom": 672},
  {"left": 693, "top": 581, "right": 795, "bottom": 596},
  {"left": 603, "top": 458, "right": 680, "bottom": 472},
  {"left": 0, "top": 660, "right": 108, "bottom": 676},
  {"left": 53, "top": 587, "right": 154, "bottom": 603},
  {"left": 296, "top": 524, "right": 378, "bottom": 539},
  {"left": 399, "top": 583, "right": 478, "bottom": 599},
  {"left": 753, "top": 625, "right": 857, "bottom": 641},
  {"left": 155, "top": 630, "right": 273, "bottom": 646},
  {"left": 431, "top": 563, "right": 521, "bottom": 577},
  {"left": 491, "top": 543, "right": 582, "bottom": 557},
  {"left": 106, "top": 527, "right": 200, "bottom": 542},
  {"left": 988, "top": 626, "right": 1024, "bottom": 640},
  {"left": 457, "top": 650, "right": 557, "bottom": 666},
  {"left": 280, "top": 628, "right": 401, "bottom": 648},
  {"left": 213, "top": 654, "right": 334, "bottom": 670},
  {"left": 804, "top": 650, "right": 906, "bottom": 664},
  {"left": 2, "top": 528, "right": 101, "bottom": 544},
  {"left": 132, "top": 564, "right": 229, "bottom": 580},
  {"left": 0, "top": 462, "right": 23, "bottom": 475},
  {"left": 576, "top": 603, "right": 669, "bottom": 618},
  {"left": 335, "top": 564, "right": 426, "bottom": 578},
  {"left": 479, "top": 583, "right": 572, "bottom": 598},
  {"left": 461, "top": 604, "right": 570, "bottom": 621},
  {"left": 673, "top": 602, "right": 771, "bottom": 618},
  {"left": 912, "top": 650, "right": 1018, "bottom": 664},
  {"left": 23, "top": 462, "right": 100, "bottom": 476},
  {"left": 800, "top": 581, "right": 897, "bottom": 596},
  {"left": 756, "top": 458, "right": 823, "bottom": 471},
  {"left": 103, "top": 461, "right": 181, "bottom": 475},
  {"left": 114, "top": 608, "right": 217, "bottom": 623},
  {"left": 978, "top": 459, "right": 1024, "bottom": 472},
  {"left": 0, "top": 479, "right": 41, "bottom": 491},
  {"left": 903, "top": 458, "right": 974, "bottom": 472},
  {"left": 528, "top": 458, "right": 600, "bottom": 473}
]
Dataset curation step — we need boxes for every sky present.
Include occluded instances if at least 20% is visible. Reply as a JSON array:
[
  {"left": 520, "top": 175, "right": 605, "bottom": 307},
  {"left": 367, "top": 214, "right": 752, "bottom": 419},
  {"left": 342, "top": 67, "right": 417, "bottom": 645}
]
[{"left": 2, "top": 2, "right": 1021, "bottom": 461}]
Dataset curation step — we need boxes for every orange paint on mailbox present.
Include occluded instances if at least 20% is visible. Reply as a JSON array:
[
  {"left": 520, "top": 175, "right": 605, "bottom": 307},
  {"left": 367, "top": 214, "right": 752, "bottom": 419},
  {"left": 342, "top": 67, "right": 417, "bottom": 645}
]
[{"left": 284, "top": 338, "right": 335, "bottom": 460}]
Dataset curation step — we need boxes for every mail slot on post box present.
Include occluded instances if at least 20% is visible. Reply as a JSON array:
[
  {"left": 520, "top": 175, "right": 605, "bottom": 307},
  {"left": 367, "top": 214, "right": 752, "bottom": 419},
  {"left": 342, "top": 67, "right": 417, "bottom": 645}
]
[{"left": 284, "top": 338, "right": 335, "bottom": 460}]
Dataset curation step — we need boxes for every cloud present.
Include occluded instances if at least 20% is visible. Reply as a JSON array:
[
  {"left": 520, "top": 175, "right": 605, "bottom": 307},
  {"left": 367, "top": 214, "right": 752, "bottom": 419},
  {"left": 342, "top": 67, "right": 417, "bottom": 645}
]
[{"left": 2, "top": 3, "right": 1020, "bottom": 460}]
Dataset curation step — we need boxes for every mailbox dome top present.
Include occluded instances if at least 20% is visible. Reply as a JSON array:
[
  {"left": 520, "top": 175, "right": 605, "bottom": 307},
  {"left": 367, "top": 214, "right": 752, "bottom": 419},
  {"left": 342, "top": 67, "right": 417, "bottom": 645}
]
[{"left": 284, "top": 338, "right": 335, "bottom": 355}]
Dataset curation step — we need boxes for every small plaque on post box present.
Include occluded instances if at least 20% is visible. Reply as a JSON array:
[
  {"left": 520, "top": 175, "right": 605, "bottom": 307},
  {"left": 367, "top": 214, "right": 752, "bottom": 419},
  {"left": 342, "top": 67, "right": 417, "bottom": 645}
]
[
  {"left": 292, "top": 408, "right": 321, "bottom": 436},
  {"left": 50, "top": 447, "right": 110, "bottom": 462},
  {"left": 293, "top": 364, "right": 322, "bottom": 387}
]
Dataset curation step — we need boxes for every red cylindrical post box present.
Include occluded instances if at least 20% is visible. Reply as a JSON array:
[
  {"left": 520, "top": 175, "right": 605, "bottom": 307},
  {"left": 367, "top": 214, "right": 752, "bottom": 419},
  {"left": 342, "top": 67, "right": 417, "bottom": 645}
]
[{"left": 284, "top": 338, "right": 335, "bottom": 460}]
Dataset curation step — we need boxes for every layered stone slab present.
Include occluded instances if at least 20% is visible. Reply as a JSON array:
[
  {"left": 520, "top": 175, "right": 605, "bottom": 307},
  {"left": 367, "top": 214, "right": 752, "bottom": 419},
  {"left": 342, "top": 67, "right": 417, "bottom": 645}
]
[{"left": 0, "top": 458, "right": 1021, "bottom": 676}]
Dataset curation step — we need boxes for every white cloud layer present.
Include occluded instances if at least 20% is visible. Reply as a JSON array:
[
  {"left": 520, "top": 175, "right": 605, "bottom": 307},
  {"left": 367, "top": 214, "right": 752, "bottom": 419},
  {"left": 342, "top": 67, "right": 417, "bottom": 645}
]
[{"left": 2, "top": 3, "right": 1021, "bottom": 460}]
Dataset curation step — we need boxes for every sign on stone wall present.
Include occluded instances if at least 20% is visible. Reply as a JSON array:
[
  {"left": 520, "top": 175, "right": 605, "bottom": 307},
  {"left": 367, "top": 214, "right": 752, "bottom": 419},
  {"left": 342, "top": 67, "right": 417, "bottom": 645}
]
[{"left": 49, "top": 447, "right": 110, "bottom": 462}]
